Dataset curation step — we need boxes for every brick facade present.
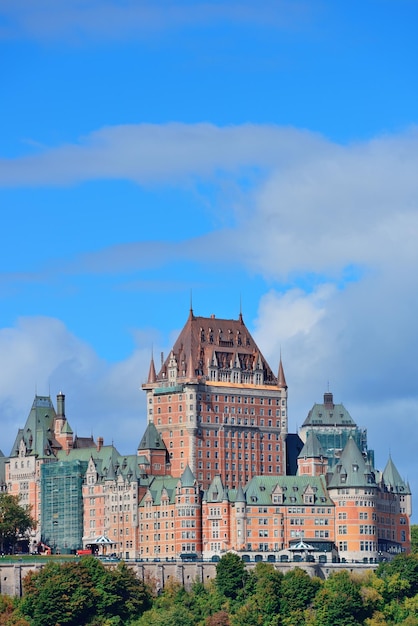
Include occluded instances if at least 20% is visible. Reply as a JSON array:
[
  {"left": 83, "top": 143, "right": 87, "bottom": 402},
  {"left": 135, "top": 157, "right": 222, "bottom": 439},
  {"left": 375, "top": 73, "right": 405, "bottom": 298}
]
[{"left": 2, "top": 310, "right": 411, "bottom": 563}]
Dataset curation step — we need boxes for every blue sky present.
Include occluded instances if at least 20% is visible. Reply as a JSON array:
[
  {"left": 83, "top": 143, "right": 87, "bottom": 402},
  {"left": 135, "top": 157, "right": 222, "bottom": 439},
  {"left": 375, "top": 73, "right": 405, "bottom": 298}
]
[{"left": 1, "top": 0, "right": 418, "bottom": 514}]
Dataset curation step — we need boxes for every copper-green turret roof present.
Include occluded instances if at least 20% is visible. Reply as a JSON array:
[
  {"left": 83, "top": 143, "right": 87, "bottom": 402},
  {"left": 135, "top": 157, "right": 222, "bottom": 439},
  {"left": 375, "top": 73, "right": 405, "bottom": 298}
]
[
  {"left": 180, "top": 464, "right": 196, "bottom": 487},
  {"left": 10, "top": 395, "right": 60, "bottom": 459},
  {"left": 298, "top": 430, "right": 326, "bottom": 459},
  {"left": 383, "top": 456, "right": 410, "bottom": 494},
  {"left": 61, "top": 420, "right": 73, "bottom": 434},
  {"left": 204, "top": 475, "right": 225, "bottom": 502},
  {"left": 327, "top": 436, "right": 376, "bottom": 489},
  {"left": 235, "top": 484, "right": 246, "bottom": 503},
  {"left": 138, "top": 422, "right": 166, "bottom": 451}
]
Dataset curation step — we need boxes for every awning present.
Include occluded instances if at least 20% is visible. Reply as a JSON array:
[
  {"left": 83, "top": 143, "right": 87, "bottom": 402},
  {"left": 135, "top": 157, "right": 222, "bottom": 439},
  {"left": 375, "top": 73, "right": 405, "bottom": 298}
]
[
  {"left": 94, "top": 535, "right": 114, "bottom": 545},
  {"left": 289, "top": 540, "right": 315, "bottom": 551}
]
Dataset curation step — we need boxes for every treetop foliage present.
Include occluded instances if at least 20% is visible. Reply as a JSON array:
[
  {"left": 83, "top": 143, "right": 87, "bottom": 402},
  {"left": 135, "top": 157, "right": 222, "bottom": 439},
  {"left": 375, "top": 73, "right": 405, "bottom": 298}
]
[
  {"left": 0, "top": 494, "right": 35, "bottom": 554},
  {"left": 2, "top": 552, "right": 418, "bottom": 625},
  {"left": 20, "top": 556, "right": 151, "bottom": 626}
]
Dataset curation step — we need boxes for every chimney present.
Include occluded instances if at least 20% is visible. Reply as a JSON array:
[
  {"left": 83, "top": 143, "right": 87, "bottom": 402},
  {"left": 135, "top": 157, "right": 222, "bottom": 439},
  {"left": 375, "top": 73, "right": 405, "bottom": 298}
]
[
  {"left": 56, "top": 391, "right": 65, "bottom": 418},
  {"left": 324, "top": 392, "right": 334, "bottom": 409},
  {"left": 97, "top": 437, "right": 104, "bottom": 452}
]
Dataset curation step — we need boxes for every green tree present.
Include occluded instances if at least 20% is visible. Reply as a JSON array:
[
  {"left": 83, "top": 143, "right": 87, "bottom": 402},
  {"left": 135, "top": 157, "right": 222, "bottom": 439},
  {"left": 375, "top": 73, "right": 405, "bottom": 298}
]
[
  {"left": 411, "top": 525, "right": 418, "bottom": 554},
  {"left": 376, "top": 552, "right": 418, "bottom": 600},
  {"left": 103, "top": 560, "right": 151, "bottom": 620},
  {"left": 21, "top": 561, "right": 96, "bottom": 626},
  {"left": 21, "top": 556, "right": 151, "bottom": 625},
  {"left": 0, "top": 494, "right": 35, "bottom": 554},
  {"left": 215, "top": 553, "right": 247, "bottom": 600},
  {"left": 280, "top": 567, "right": 320, "bottom": 623},
  {"left": 132, "top": 604, "right": 195, "bottom": 626},
  {"left": 0, "top": 594, "right": 30, "bottom": 625},
  {"left": 312, "top": 570, "right": 368, "bottom": 626},
  {"left": 239, "top": 561, "right": 282, "bottom": 624},
  {"left": 230, "top": 597, "right": 265, "bottom": 626},
  {"left": 189, "top": 579, "right": 224, "bottom": 623}
]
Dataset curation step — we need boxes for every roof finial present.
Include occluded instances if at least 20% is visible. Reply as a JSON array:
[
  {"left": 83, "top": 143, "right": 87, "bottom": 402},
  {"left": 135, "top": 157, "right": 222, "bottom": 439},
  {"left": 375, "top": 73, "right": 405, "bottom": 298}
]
[
  {"left": 189, "top": 289, "right": 195, "bottom": 320},
  {"left": 239, "top": 293, "right": 243, "bottom": 323}
]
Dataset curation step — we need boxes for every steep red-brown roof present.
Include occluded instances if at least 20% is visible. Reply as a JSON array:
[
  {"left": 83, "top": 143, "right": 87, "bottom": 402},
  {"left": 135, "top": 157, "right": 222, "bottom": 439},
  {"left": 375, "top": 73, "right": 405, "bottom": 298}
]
[
  {"left": 147, "top": 355, "right": 157, "bottom": 384},
  {"left": 277, "top": 358, "right": 287, "bottom": 389},
  {"left": 156, "top": 310, "right": 278, "bottom": 384}
]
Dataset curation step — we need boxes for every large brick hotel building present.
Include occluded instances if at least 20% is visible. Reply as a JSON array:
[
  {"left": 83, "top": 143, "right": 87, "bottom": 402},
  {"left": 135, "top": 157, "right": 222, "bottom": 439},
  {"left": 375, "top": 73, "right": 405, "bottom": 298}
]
[{"left": 2, "top": 308, "right": 411, "bottom": 564}]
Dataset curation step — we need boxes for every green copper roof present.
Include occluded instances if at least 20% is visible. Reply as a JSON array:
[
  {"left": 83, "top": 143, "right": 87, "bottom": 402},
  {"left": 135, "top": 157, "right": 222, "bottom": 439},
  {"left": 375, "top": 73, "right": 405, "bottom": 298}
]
[
  {"left": 137, "top": 422, "right": 166, "bottom": 451},
  {"left": 383, "top": 456, "right": 410, "bottom": 494},
  {"left": 235, "top": 484, "right": 246, "bottom": 503},
  {"left": 180, "top": 464, "right": 196, "bottom": 487},
  {"left": 61, "top": 420, "right": 73, "bottom": 434},
  {"left": 302, "top": 392, "right": 356, "bottom": 428},
  {"left": 298, "top": 430, "right": 326, "bottom": 459},
  {"left": 138, "top": 476, "right": 179, "bottom": 506},
  {"left": 327, "top": 436, "right": 376, "bottom": 489},
  {"left": 10, "top": 395, "right": 58, "bottom": 459},
  {"left": 243, "top": 475, "right": 333, "bottom": 507},
  {"left": 56, "top": 444, "right": 141, "bottom": 483},
  {"left": 204, "top": 474, "right": 332, "bottom": 507}
]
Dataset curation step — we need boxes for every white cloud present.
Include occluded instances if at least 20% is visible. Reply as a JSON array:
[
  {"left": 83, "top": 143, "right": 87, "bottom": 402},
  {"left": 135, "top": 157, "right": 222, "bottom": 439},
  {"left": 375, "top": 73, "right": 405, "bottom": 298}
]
[
  {"left": 0, "top": 123, "right": 324, "bottom": 187},
  {"left": 2, "top": 122, "right": 418, "bottom": 286},
  {"left": 227, "top": 127, "right": 418, "bottom": 279},
  {"left": 0, "top": 317, "right": 153, "bottom": 456},
  {"left": 4, "top": 122, "right": 418, "bottom": 288}
]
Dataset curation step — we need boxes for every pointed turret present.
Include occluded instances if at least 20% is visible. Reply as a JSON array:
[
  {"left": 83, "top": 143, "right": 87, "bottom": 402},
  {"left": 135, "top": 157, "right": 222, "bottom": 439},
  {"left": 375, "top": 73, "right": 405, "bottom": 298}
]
[
  {"left": 297, "top": 430, "right": 327, "bottom": 477},
  {"left": 277, "top": 357, "right": 287, "bottom": 389},
  {"left": 147, "top": 355, "right": 157, "bottom": 384},
  {"left": 298, "top": 430, "right": 325, "bottom": 459},
  {"left": 138, "top": 422, "right": 165, "bottom": 452},
  {"left": 328, "top": 436, "right": 375, "bottom": 489},
  {"left": 235, "top": 483, "right": 246, "bottom": 503},
  {"left": 383, "top": 456, "right": 410, "bottom": 494},
  {"left": 137, "top": 422, "right": 169, "bottom": 476},
  {"left": 181, "top": 464, "right": 196, "bottom": 487}
]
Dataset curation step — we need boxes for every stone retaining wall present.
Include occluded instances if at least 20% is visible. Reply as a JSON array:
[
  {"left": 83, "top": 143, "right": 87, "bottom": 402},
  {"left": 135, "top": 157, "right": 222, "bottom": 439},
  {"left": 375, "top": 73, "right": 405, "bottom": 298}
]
[{"left": 0, "top": 561, "right": 377, "bottom": 597}]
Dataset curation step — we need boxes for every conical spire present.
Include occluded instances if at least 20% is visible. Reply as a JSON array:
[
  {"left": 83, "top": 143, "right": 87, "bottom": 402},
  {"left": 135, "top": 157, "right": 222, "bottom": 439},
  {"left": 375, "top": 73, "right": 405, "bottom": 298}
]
[
  {"left": 235, "top": 483, "right": 246, "bottom": 503},
  {"left": 278, "top": 357, "right": 287, "bottom": 389},
  {"left": 383, "top": 456, "right": 409, "bottom": 494},
  {"left": 298, "top": 430, "right": 325, "bottom": 459},
  {"left": 147, "top": 355, "right": 157, "bottom": 384},
  {"left": 328, "top": 436, "right": 375, "bottom": 489},
  {"left": 138, "top": 422, "right": 166, "bottom": 451},
  {"left": 181, "top": 464, "right": 196, "bottom": 487}
]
